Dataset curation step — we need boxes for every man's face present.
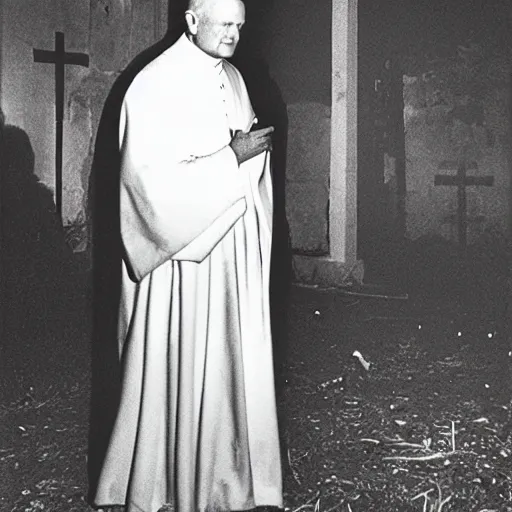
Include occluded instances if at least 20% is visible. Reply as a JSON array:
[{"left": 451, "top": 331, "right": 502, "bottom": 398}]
[{"left": 193, "top": 0, "right": 245, "bottom": 59}]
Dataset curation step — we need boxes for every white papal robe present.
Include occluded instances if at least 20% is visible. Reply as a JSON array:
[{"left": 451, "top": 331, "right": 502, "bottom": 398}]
[{"left": 94, "top": 34, "right": 283, "bottom": 512}]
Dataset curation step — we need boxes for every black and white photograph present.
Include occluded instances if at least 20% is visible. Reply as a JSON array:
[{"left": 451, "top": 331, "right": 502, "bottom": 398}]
[{"left": 1, "top": 1, "right": 511, "bottom": 511}]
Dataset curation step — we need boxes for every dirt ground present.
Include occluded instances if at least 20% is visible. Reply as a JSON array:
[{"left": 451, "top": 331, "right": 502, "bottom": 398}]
[{"left": 1, "top": 237, "right": 511, "bottom": 512}]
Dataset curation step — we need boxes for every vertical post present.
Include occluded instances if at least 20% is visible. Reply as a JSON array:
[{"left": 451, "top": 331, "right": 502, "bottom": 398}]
[
  {"left": 33, "top": 32, "right": 89, "bottom": 222},
  {"left": 0, "top": 0, "right": 3, "bottom": 103},
  {"left": 330, "top": 0, "right": 358, "bottom": 263},
  {"left": 0, "top": 0, "right": 4, "bottom": 340},
  {"left": 54, "top": 33, "right": 65, "bottom": 220}
]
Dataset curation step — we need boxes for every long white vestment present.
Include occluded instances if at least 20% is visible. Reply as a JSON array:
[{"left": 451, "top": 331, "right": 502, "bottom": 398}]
[{"left": 94, "top": 34, "right": 283, "bottom": 512}]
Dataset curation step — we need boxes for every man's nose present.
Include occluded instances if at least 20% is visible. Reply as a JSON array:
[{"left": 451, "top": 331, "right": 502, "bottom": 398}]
[{"left": 226, "top": 25, "right": 240, "bottom": 40}]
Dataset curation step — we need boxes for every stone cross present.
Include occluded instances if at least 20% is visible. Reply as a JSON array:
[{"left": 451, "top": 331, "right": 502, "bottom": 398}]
[
  {"left": 434, "top": 160, "right": 494, "bottom": 250},
  {"left": 33, "top": 32, "right": 89, "bottom": 221}
]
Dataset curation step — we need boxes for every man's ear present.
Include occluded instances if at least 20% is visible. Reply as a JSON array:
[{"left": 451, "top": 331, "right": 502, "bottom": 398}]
[{"left": 185, "top": 10, "right": 199, "bottom": 35}]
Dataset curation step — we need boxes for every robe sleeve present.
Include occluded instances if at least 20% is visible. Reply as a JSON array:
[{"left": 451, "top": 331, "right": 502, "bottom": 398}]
[{"left": 119, "top": 71, "right": 246, "bottom": 282}]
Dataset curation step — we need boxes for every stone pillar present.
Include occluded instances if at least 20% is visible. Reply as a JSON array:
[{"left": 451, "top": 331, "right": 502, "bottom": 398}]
[
  {"left": 293, "top": 0, "right": 361, "bottom": 286},
  {"left": 0, "top": 0, "right": 3, "bottom": 338}
]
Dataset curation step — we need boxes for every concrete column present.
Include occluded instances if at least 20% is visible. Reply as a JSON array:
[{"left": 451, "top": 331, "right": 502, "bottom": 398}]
[
  {"left": 293, "top": 0, "right": 361, "bottom": 286},
  {"left": 0, "top": 0, "right": 3, "bottom": 338},
  {"left": 0, "top": 0, "right": 3, "bottom": 101},
  {"left": 330, "top": 0, "right": 358, "bottom": 263}
]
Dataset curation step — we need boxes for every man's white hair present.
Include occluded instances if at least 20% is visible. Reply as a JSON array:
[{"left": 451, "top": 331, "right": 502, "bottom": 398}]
[
  {"left": 187, "top": 0, "right": 244, "bottom": 16},
  {"left": 187, "top": 0, "right": 207, "bottom": 15}
]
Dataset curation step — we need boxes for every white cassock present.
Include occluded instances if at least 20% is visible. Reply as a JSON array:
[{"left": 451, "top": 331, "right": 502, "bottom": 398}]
[{"left": 94, "top": 33, "right": 283, "bottom": 512}]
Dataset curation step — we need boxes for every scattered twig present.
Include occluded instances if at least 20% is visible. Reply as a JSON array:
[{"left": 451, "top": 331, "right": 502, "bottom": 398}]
[
  {"left": 383, "top": 452, "right": 453, "bottom": 462},
  {"left": 324, "top": 499, "right": 347, "bottom": 512},
  {"left": 386, "top": 441, "right": 428, "bottom": 450},
  {"left": 364, "top": 315, "right": 427, "bottom": 323},
  {"left": 382, "top": 435, "right": 404, "bottom": 443},
  {"left": 292, "top": 492, "right": 321, "bottom": 512},
  {"left": 411, "top": 488, "right": 434, "bottom": 512},
  {"left": 352, "top": 351, "right": 371, "bottom": 371},
  {"left": 436, "top": 482, "right": 452, "bottom": 512},
  {"left": 34, "top": 395, "right": 58, "bottom": 409},
  {"left": 287, "top": 449, "right": 302, "bottom": 486}
]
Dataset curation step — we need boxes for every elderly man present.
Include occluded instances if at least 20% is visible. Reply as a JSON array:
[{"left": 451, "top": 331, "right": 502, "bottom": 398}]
[{"left": 93, "top": 0, "right": 283, "bottom": 511}]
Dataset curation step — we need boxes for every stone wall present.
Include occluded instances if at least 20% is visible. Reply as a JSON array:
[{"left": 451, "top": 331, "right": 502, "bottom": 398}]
[
  {"left": 285, "top": 103, "right": 331, "bottom": 254},
  {"left": 1, "top": 0, "right": 167, "bottom": 251},
  {"left": 403, "top": 42, "right": 511, "bottom": 244},
  {"left": 357, "top": 0, "right": 511, "bottom": 255}
]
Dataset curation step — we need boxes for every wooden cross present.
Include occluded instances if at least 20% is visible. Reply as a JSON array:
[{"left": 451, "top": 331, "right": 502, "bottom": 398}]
[
  {"left": 434, "top": 160, "right": 494, "bottom": 250},
  {"left": 33, "top": 32, "right": 89, "bottom": 221}
]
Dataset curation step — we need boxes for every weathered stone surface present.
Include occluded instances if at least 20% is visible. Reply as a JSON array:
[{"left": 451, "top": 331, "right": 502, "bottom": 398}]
[
  {"left": 286, "top": 181, "right": 329, "bottom": 255},
  {"left": 3, "top": 0, "right": 58, "bottom": 192},
  {"left": 62, "top": 1, "right": 90, "bottom": 51},
  {"left": 293, "top": 255, "right": 364, "bottom": 287},
  {"left": 62, "top": 88, "right": 93, "bottom": 226},
  {"left": 75, "top": 71, "right": 118, "bottom": 140},
  {"left": 90, "top": 0, "right": 133, "bottom": 72},
  {"left": 285, "top": 102, "right": 331, "bottom": 254},
  {"left": 403, "top": 49, "right": 511, "bottom": 244},
  {"left": 131, "top": 0, "right": 158, "bottom": 56},
  {"left": 286, "top": 102, "right": 331, "bottom": 183},
  {"left": 7, "top": 0, "right": 61, "bottom": 43},
  {"left": 3, "top": 0, "right": 91, "bottom": 198}
]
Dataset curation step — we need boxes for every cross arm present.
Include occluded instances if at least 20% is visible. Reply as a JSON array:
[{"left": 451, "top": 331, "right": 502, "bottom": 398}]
[
  {"left": 434, "top": 175, "right": 494, "bottom": 186},
  {"left": 64, "top": 53, "right": 90, "bottom": 67}
]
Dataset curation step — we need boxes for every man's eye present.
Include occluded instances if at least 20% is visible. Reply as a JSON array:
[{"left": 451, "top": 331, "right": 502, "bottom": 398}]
[{"left": 222, "top": 22, "right": 244, "bottom": 30}]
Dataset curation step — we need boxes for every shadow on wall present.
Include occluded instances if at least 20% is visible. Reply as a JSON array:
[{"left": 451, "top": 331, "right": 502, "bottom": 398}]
[
  {"left": 87, "top": 0, "right": 292, "bottom": 498},
  {"left": 0, "top": 112, "right": 82, "bottom": 401}
]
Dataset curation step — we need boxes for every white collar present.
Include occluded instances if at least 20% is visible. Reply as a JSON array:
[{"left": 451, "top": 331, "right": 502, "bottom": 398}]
[{"left": 180, "top": 33, "right": 224, "bottom": 70}]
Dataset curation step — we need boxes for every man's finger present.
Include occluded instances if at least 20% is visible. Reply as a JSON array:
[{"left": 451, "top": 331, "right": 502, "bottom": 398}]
[
  {"left": 254, "top": 133, "right": 273, "bottom": 146},
  {"left": 252, "top": 126, "right": 274, "bottom": 136}
]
